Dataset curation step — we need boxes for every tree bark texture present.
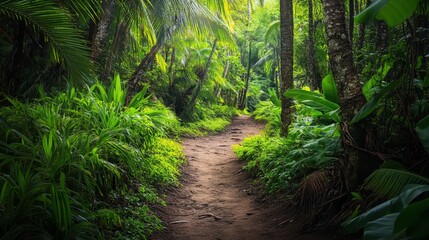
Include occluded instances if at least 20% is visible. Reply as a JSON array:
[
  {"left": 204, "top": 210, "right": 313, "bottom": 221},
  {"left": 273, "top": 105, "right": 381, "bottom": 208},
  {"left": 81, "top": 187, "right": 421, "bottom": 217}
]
[
  {"left": 91, "top": 0, "right": 116, "bottom": 81},
  {"left": 126, "top": 42, "right": 162, "bottom": 103},
  {"left": 280, "top": 0, "right": 294, "bottom": 137},
  {"left": 322, "top": 0, "right": 371, "bottom": 189},
  {"left": 376, "top": 21, "right": 388, "bottom": 51},
  {"left": 348, "top": 0, "right": 355, "bottom": 46}
]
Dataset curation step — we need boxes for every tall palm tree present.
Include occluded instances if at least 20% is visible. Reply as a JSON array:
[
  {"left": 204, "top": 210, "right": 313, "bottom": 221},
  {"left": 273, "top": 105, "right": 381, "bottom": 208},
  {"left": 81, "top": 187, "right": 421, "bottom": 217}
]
[
  {"left": 321, "top": 0, "right": 370, "bottom": 188},
  {"left": 279, "top": 0, "right": 294, "bottom": 137}
]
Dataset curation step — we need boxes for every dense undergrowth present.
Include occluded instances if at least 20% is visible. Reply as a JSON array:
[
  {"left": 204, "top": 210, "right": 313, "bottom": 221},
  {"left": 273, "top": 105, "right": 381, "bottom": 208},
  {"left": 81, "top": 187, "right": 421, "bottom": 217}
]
[
  {"left": 176, "top": 104, "right": 238, "bottom": 137},
  {"left": 0, "top": 75, "right": 236, "bottom": 239},
  {"left": 234, "top": 94, "right": 341, "bottom": 193}
]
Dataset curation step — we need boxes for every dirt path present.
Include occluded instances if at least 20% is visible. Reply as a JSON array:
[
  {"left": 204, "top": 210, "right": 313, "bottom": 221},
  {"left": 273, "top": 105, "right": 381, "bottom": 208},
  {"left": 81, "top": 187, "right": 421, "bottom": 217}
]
[{"left": 152, "top": 115, "right": 336, "bottom": 240}]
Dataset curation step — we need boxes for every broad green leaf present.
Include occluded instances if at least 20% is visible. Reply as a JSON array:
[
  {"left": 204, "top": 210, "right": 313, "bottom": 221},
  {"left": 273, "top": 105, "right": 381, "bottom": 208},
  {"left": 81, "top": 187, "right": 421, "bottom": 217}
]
[
  {"left": 364, "top": 213, "right": 398, "bottom": 240},
  {"left": 355, "top": 0, "right": 420, "bottom": 27},
  {"left": 321, "top": 74, "right": 340, "bottom": 104},
  {"left": 394, "top": 198, "right": 429, "bottom": 236},
  {"left": 351, "top": 79, "right": 402, "bottom": 124},
  {"left": 362, "top": 62, "right": 392, "bottom": 100},
  {"left": 342, "top": 184, "right": 429, "bottom": 234},
  {"left": 286, "top": 89, "right": 340, "bottom": 122},
  {"left": 285, "top": 89, "right": 339, "bottom": 112},
  {"left": 416, "top": 114, "right": 429, "bottom": 153}
]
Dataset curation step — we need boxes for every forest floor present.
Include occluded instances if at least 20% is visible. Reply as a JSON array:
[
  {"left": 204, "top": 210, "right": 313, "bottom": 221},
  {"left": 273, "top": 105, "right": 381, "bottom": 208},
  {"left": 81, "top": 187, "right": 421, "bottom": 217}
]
[{"left": 151, "top": 115, "right": 338, "bottom": 240}]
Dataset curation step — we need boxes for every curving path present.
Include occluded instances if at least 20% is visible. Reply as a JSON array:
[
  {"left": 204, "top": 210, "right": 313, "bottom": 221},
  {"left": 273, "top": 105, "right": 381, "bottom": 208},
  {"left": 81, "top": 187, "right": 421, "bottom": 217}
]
[{"left": 151, "top": 115, "right": 335, "bottom": 240}]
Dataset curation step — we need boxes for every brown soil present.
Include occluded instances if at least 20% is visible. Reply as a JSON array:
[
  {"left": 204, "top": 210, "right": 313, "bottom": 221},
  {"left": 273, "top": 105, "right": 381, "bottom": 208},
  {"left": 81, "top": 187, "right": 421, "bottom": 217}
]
[{"left": 151, "top": 115, "right": 338, "bottom": 240}]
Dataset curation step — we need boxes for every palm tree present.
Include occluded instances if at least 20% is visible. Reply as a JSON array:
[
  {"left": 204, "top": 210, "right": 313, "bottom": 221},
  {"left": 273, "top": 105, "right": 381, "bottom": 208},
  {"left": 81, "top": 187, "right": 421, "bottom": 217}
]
[
  {"left": 321, "top": 0, "right": 369, "bottom": 188},
  {"left": 279, "top": 0, "right": 294, "bottom": 137},
  {"left": 126, "top": 0, "right": 233, "bottom": 102}
]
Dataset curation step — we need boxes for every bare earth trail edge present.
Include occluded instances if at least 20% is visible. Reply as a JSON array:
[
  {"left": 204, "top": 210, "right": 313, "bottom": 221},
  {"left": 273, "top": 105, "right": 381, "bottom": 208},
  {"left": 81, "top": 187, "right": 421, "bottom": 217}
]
[{"left": 151, "top": 115, "right": 337, "bottom": 240}]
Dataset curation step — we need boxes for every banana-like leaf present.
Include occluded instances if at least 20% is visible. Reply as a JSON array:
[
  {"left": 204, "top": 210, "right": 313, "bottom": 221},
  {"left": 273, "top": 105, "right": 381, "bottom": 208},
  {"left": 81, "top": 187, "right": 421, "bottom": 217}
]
[
  {"left": 342, "top": 184, "right": 429, "bottom": 234},
  {"left": 416, "top": 114, "right": 429, "bottom": 153},
  {"left": 362, "top": 62, "right": 392, "bottom": 100},
  {"left": 364, "top": 213, "right": 398, "bottom": 240},
  {"left": 394, "top": 198, "right": 429, "bottom": 238},
  {"left": 351, "top": 78, "right": 402, "bottom": 124},
  {"left": 321, "top": 74, "right": 340, "bottom": 104},
  {"left": 355, "top": 0, "right": 420, "bottom": 27},
  {"left": 285, "top": 89, "right": 340, "bottom": 122}
]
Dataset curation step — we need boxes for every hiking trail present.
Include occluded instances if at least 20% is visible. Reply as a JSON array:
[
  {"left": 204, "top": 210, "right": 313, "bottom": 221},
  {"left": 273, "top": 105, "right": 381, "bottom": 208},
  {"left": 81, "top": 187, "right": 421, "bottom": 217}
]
[{"left": 152, "top": 115, "right": 335, "bottom": 240}]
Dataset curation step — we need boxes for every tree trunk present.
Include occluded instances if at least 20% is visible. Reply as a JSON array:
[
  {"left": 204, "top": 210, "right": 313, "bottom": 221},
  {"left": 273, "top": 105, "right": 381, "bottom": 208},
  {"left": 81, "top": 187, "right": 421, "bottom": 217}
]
[
  {"left": 101, "top": 22, "right": 128, "bottom": 84},
  {"left": 280, "top": 0, "right": 294, "bottom": 137},
  {"left": 184, "top": 39, "right": 218, "bottom": 116},
  {"left": 217, "top": 51, "right": 231, "bottom": 98},
  {"left": 238, "top": 40, "right": 252, "bottom": 110},
  {"left": 126, "top": 42, "right": 162, "bottom": 103},
  {"left": 308, "top": 0, "right": 322, "bottom": 90},
  {"left": 91, "top": 0, "right": 116, "bottom": 83},
  {"left": 349, "top": 0, "right": 355, "bottom": 46},
  {"left": 322, "top": 0, "right": 371, "bottom": 189},
  {"left": 377, "top": 21, "right": 388, "bottom": 51}
]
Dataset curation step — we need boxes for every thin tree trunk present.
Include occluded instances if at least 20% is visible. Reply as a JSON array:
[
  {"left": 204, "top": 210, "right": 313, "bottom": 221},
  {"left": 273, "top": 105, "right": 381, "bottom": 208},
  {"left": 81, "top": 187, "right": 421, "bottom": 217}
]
[
  {"left": 280, "top": 0, "right": 294, "bottom": 137},
  {"left": 185, "top": 39, "right": 218, "bottom": 115},
  {"left": 238, "top": 40, "right": 252, "bottom": 110},
  {"left": 322, "top": 0, "right": 371, "bottom": 189},
  {"left": 126, "top": 42, "right": 162, "bottom": 103},
  {"left": 101, "top": 22, "right": 128, "bottom": 84},
  {"left": 308, "top": 0, "right": 322, "bottom": 90},
  {"left": 356, "top": 0, "right": 371, "bottom": 72},
  {"left": 377, "top": 21, "right": 388, "bottom": 51},
  {"left": 91, "top": 0, "right": 116, "bottom": 82},
  {"left": 217, "top": 51, "right": 231, "bottom": 98},
  {"left": 168, "top": 47, "right": 176, "bottom": 86}
]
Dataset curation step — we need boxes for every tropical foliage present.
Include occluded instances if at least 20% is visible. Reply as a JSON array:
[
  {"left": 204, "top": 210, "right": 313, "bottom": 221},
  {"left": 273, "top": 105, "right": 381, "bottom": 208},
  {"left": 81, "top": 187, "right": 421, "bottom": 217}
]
[{"left": 0, "top": 0, "right": 428, "bottom": 239}]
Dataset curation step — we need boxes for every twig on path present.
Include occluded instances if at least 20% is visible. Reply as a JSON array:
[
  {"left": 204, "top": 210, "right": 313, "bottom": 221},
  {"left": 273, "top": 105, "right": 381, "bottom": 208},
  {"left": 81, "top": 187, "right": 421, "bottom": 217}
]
[
  {"left": 198, "top": 213, "right": 222, "bottom": 221},
  {"left": 277, "top": 218, "right": 294, "bottom": 226},
  {"left": 170, "top": 220, "right": 190, "bottom": 224}
]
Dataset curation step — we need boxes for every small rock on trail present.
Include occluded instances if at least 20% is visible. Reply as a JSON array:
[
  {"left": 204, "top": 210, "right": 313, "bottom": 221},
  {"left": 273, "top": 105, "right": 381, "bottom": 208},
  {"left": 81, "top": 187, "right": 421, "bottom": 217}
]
[{"left": 151, "top": 115, "right": 336, "bottom": 240}]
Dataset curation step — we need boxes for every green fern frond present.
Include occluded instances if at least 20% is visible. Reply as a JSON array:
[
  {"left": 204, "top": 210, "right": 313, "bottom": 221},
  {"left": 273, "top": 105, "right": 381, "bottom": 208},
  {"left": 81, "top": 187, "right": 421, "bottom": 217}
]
[
  {"left": 0, "top": 0, "right": 93, "bottom": 82},
  {"left": 364, "top": 168, "right": 429, "bottom": 199}
]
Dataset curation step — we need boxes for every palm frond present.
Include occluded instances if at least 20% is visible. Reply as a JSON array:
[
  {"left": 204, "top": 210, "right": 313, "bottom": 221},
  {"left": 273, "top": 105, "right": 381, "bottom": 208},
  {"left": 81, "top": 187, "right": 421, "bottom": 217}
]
[
  {"left": 364, "top": 168, "right": 429, "bottom": 199},
  {"left": 60, "top": 0, "right": 101, "bottom": 22},
  {"left": 0, "top": 0, "right": 93, "bottom": 82}
]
